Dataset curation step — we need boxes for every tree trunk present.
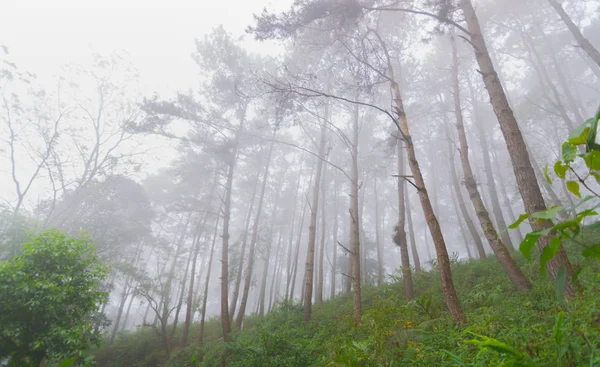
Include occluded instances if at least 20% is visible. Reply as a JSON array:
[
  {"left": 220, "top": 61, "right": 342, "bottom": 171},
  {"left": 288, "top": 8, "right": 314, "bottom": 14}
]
[
  {"left": 220, "top": 161, "right": 235, "bottom": 341},
  {"left": 181, "top": 228, "right": 203, "bottom": 347},
  {"left": 395, "top": 136, "right": 414, "bottom": 300},
  {"left": 405, "top": 187, "right": 421, "bottom": 272},
  {"left": 349, "top": 103, "right": 363, "bottom": 325},
  {"left": 461, "top": 0, "right": 575, "bottom": 297},
  {"left": 199, "top": 213, "right": 221, "bottom": 346},
  {"left": 490, "top": 146, "right": 525, "bottom": 243},
  {"left": 374, "top": 177, "right": 384, "bottom": 285},
  {"left": 449, "top": 34, "right": 531, "bottom": 291},
  {"left": 547, "top": 0, "right": 600, "bottom": 67},
  {"left": 448, "top": 126, "right": 486, "bottom": 259},
  {"left": 331, "top": 186, "right": 339, "bottom": 297},
  {"left": 236, "top": 139, "right": 275, "bottom": 328},
  {"left": 229, "top": 169, "right": 261, "bottom": 322},
  {"left": 316, "top": 162, "right": 328, "bottom": 304},
  {"left": 288, "top": 189, "right": 309, "bottom": 301},
  {"left": 303, "top": 119, "right": 327, "bottom": 322},
  {"left": 450, "top": 191, "right": 474, "bottom": 259},
  {"left": 389, "top": 60, "right": 466, "bottom": 322},
  {"left": 469, "top": 80, "right": 514, "bottom": 250}
]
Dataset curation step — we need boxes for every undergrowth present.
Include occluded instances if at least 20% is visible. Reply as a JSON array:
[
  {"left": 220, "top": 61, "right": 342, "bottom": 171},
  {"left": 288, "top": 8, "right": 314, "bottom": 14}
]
[{"left": 93, "top": 226, "right": 600, "bottom": 366}]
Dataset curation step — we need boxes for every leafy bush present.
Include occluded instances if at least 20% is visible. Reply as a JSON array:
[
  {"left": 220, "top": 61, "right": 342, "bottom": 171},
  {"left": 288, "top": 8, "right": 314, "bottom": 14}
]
[{"left": 0, "top": 229, "right": 108, "bottom": 366}]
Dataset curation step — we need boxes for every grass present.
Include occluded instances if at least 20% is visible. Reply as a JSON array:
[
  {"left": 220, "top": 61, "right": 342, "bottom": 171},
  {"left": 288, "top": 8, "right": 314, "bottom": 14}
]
[{"left": 92, "top": 226, "right": 600, "bottom": 366}]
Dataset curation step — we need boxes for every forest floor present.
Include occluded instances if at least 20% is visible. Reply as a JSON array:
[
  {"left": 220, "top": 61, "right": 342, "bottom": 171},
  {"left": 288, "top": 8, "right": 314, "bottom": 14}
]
[{"left": 94, "top": 224, "right": 600, "bottom": 367}]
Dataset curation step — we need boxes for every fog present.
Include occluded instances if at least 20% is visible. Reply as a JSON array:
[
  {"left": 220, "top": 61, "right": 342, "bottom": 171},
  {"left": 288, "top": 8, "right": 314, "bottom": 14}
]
[{"left": 1, "top": 0, "right": 599, "bottom": 359}]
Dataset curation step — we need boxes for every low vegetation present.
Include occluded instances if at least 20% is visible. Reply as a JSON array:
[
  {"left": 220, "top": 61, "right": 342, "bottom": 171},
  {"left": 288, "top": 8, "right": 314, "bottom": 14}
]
[{"left": 93, "top": 226, "right": 600, "bottom": 367}]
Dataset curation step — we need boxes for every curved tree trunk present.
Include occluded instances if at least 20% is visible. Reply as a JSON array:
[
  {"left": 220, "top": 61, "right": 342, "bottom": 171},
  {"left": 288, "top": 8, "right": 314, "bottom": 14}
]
[
  {"left": 461, "top": 0, "right": 575, "bottom": 297},
  {"left": 450, "top": 34, "right": 531, "bottom": 291},
  {"left": 389, "top": 56, "right": 466, "bottom": 322}
]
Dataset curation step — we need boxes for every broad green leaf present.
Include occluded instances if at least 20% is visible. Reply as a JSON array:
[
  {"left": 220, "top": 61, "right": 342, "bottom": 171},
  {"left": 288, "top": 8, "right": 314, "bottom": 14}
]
[
  {"left": 568, "top": 125, "right": 590, "bottom": 145},
  {"left": 583, "top": 150, "right": 600, "bottom": 170},
  {"left": 540, "top": 237, "right": 561, "bottom": 277},
  {"left": 531, "top": 206, "right": 563, "bottom": 220},
  {"left": 566, "top": 181, "right": 581, "bottom": 198},
  {"left": 543, "top": 164, "right": 552, "bottom": 185},
  {"left": 509, "top": 213, "right": 529, "bottom": 229},
  {"left": 554, "top": 161, "right": 569, "bottom": 179},
  {"left": 520, "top": 233, "right": 541, "bottom": 261},
  {"left": 562, "top": 142, "right": 577, "bottom": 163},
  {"left": 551, "top": 220, "right": 580, "bottom": 234},
  {"left": 582, "top": 244, "right": 600, "bottom": 258},
  {"left": 56, "top": 358, "right": 77, "bottom": 367},
  {"left": 554, "top": 265, "right": 567, "bottom": 306},
  {"left": 555, "top": 311, "right": 565, "bottom": 346}
]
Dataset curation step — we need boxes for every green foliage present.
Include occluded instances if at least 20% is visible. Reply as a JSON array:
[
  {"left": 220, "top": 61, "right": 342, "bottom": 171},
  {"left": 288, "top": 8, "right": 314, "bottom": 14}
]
[
  {"left": 510, "top": 106, "right": 600, "bottom": 299},
  {"left": 93, "top": 231, "right": 600, "bottom": 366},
  {"left": 0, "top": 229, "right": 108, "bottom": 366}
]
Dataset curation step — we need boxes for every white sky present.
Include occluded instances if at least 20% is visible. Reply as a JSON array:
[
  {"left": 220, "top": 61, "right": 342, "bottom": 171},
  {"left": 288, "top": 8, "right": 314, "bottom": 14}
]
[
  {"left": 0, "top": 0, "right": 292, "bottom": 209},
  {"left": 0, "top": 0, "right": 289, "bottom": 93}
]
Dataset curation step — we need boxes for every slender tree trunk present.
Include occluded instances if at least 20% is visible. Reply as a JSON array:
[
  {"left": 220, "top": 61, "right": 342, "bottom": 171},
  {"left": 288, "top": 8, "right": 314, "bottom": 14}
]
[
  {"left": 448, "top": 128, "right": 486, "bottom": 259},
  {"left": 110, "top": 282, "right": 131, "bottom": 343},
  {"left": 547, "top": 0, "right": 600, "bottom": 67},
  {"left": 269, "top": 229, "right": 284, "bottom": 312},
  {"left": 303, "top": 119, "right": 327, "bottom": 322},
  {"left": 469, "top": 79, "right": 514, "bottom": 250},
  {"left": 521, "top": 31, "right": 575, "bottom": 131},
  {"left": 229, "top": 170, "right": 261, "bottom": 322},
  {"left": 450, "top": 191, "right": 474, "bottom": 259},
  {"left": 120, "top": 287, "right": 136, "bottom": 332},
  {"left": 374, "top": 177, "right": 383, "bottom": 285},
  {"left": 449, "top": 34, "right": 531, "bottom": 291},
  {"left": 220, "top": 161, "right": 235, "bottom": 341},
  {"left": 199, "top": 213, "right": 221, "bottom": 346},
  {"left": 490, "top": 146, "right": 525, "bottom": 243},
  {"left": 461, "top": 0, "right": 575, "bottom": 297},
  {"left": 289, "top": 190, "right": 309, "bottom": 301},
  {"left": 331, "top": 186, "right": 339, "bottom": 298},
  {"left": 405, "top": 187, "right": 421, "bottom": 272},
  {"left": 349, "top": 103, "right": 363, "bottom": 325},
  {"left": 316, "top": 163, "right": 328, "bottom": 304},
  {"left": 171, "top": 239, "right": 194, "bottom": 337},
  {"left": 260, "top": 226, "right": 280, "bottom": 316},
  {"left": 284, "top": 168, "right": 303, "bottom": 300},
  {"left": 236, "top": 139, "right": 275, "bottom": 329},
  {"left": 389, "top": 60, "right": 466, "bottom": 322},
  {"left": 181, "top": 228, "right": 203, "bottom": 347},
  {"left": 395, "top": 136, "right": 414, "bottom": 300}
]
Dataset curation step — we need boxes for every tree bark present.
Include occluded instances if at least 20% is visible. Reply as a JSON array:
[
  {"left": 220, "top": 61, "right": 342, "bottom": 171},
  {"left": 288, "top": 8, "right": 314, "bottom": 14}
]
[
  {"left": 450, "top": 34, "right": 531, "bottom": 291},
  {"left": 229, "top": 169, "right": 261, "bottom": 322},
  {"left": 405, "top": 186, "right": 421, "bottom": 272},
  {"left": 395, "top": 136, "right": 414, "bottom": 300},
  {"left": 303, "top": 118, "right": 327, "bottom": 322},
  {"left": 316, "top": 162, "right": 328, "bottom": 304},
  {"left": 236, "top": 139, "right": 275, "bottom": 329},
  {"left": 461, "top": 0, "right": 575, "bottom": 297},
  {"left": 448, "top": 126, "right": 486, "bottom": 259},
  {"left": 374, "top": 177, "right": 384, "bottom": 285},
  {"left": 389, "top": 57, "right": 466, "bottom": 322},
  {"left": 331, "top": 185, "right": 339, "bottom": 297},
  {"left": 547, "top": 0, "right": 600, "bottom": 67},
  {"left": 349, "top": 103, "right": 363, "bottom": 325},
  {"left": 199, "top": 213, "right": 221, "bottom": 346}
]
